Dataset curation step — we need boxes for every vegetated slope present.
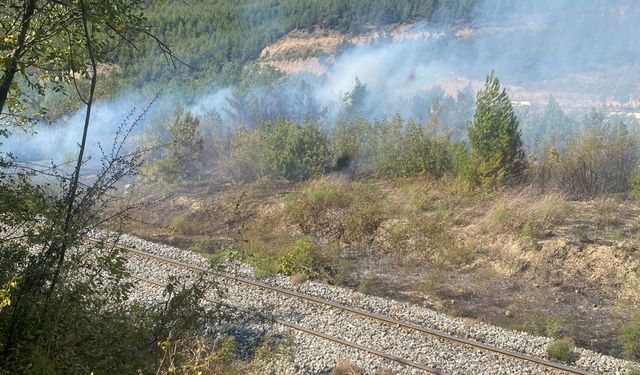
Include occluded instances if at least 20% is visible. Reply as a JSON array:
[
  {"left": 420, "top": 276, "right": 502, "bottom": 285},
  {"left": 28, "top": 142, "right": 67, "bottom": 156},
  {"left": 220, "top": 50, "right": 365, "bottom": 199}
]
[
  {"left": 122, "top": 178, "right": 640, "bottom": 359},
  {"left": 108, "top": 0, "right": 476, "bottom": 94}
]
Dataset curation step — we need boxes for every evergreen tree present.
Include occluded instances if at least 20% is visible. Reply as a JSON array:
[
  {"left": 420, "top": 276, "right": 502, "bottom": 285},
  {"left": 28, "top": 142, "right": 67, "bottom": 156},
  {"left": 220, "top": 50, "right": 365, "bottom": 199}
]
[
  {"left": 146, "top": 106, "right": 204, "bottom": 182},
  {"left": 468, "top": 71, "right": 526, "bottom": 186},
  {"left": 341, "top": 77, "right": 368, "bottom": 119}
]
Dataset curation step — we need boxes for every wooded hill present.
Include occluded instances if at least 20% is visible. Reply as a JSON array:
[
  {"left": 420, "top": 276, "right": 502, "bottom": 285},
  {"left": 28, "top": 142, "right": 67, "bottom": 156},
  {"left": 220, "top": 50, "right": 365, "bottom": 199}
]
[{"left": 110, "top": 0, "right": 477, "bottom": 93}]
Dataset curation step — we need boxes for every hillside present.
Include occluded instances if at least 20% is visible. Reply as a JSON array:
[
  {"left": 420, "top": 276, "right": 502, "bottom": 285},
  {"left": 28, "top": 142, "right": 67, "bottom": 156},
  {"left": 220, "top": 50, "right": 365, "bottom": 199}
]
[
  {"left": 121, "top": 178, "right": 640, "bottom": 359},
  {"left": 4, "top": 1, "right": 640, "bottom": 374}
]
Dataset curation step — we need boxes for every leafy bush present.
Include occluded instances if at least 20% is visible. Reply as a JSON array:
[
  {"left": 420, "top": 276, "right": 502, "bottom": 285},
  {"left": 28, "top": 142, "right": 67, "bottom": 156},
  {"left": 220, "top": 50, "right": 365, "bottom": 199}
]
[
  {"left": 530, "top": 117, "right": 638, "bottom": 198},
  {"left": 630, "top": 174, "right": 640, "bottom": 203},
  {"left": 519, "top": 219, "right": 539, "bottom": 240},
  {"left": 620, "top": 314, "right": 640, "bottom": 360},
  {"left": 190, "top": 237, "right": 217, "bottom": 253},
  {"left": 208, "top": 246, "right": 242, "bottom": 267},
  {"left": 225, "top": 126, "right": 264, "bottom": 182},
  {"left": 357, "top": 276, "right": 374, "bottom": 294},
  {"left": 331, "top": 115, "right": 457, "bottom": 179},
  {"left": 546, "top": 338, "right": 577, "bottom": 363},
  {"left": 155, "top": 335, "right": 240, "bottom": 375},
  {"left": 170, "top": 214, "right": 197, "bottom": 235},
  {"left": 249, "top": 254, "right": 280, "bottom": 279},
  {"left": 217, "top": 335, "right": 238, "bottom": 364},
  {"left": 527, "top": 310, "right": 565, "bottom": 338},
  {"left": 227, "top": 118, "right": 328, "bottom": 182},
  {"left": 331, "top": 116, "right": 368, "bottom": 172},
  {"left": 277, "top": 238, "right": 320, "bottom": 277}
]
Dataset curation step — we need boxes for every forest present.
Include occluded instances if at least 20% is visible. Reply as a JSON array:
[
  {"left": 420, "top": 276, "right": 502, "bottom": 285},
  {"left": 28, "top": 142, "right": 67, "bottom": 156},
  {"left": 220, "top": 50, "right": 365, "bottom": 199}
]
[{"left": 108, "top": 0, "right": 476, "bottom": 93}]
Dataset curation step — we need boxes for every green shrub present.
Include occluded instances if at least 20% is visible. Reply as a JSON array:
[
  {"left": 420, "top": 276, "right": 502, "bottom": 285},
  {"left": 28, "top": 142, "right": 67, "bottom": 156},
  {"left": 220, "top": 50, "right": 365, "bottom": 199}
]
[
  {"left": 217, "top": 335, "right": 237, "bottom": 364},
  {"left": 143, "top": 106, "right": 205, "bottom": 183},
  {"left": 334, "top": 259, "right": 355, "bottom": 284},
  {"left": 419, "top": 271, "right": 444, "bottom": 295},
  {"left": 227, "top": 118, "right": 329, "bottom": 182},
  {"left": 519, "top": 219, "right": 539, "bottom": 240},
  {"left": 208, "top": 246, "right": 242, "bottom": 268},
  {"left": 452, "top": 141, "right": 476, "bottom": 188},
  {"left": 546, "top": 338, "right": 576, "bottom": 363},
  {"left": 332, "top": 115, "right": 457, "bottom": 178},
  {"left": 357, "top": 276, "right": 374, "bottom": 294},
  {"left": 24, "top": 351, "right": 59, "bottom": 375},
  {"left": 258, "top": 118, "right": 328, "bottom": 181},
  {"left": 609, "top": 228, "right": 623, "bottom": 241},
  {"left": 190, "top": 237, "right": 217, "bottom": 253},
  {"left": 620, "top": 314, "right": 640, "bottom": 360},
  {"left": 630, "top": 174, "right": 640, "bottom": 203},
  {"left": 331, "top": 116, "right": 367, "bottom": 171},
  {"left": 277, "top": 238, "right": 320, "bottom": 277},
  {"left": 248, "top": 254, "right": 279, "bottom": 279},
  {"left": 170, "top": 214, "right": 197, "bottom": 235},
  {"left": 527, "top": 310, "right": 565, "bottom": 338}
]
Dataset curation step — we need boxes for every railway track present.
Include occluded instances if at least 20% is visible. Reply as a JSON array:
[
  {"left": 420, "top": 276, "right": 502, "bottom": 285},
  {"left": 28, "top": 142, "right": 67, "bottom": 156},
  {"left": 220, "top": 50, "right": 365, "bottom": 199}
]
[
  {"left": 131, "top": 275, "right": 441, "bottom": 374},
  {"left": 95, "top": 238, "right": 594, "bottom": 374}
]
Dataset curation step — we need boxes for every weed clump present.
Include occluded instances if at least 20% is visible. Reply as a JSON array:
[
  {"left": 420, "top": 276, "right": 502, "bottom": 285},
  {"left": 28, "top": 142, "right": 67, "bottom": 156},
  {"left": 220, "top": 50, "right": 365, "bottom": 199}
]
[
  {"left": 285, "top": 182, "right": 349, "bottom": 236},
  {"left": 626, "top": 364, "right": 640, "bottom": 375},
  {"left": 277, "top": 238, "right": 320, "bottom": 277},
  {"left": 342, "top": 198, "right": 384, "bottom": 244},
  {"left": 620, "top": 314, "right": 640, "bottom": 360},
  {"left": 419, "top": 271, "right": 444, "bottom": 295},
  {"left": 526, "top": 310, "right": 565, "bottom": 338},
  {"left": 170, "top": 214, "right": 197, "bottom": 235},
  {"left": 190, "top": 237, "right": 217, "bottom": 253},
  {"left": 546, "top": 338, "right": 577, "bottom": 363},
  {"left": 519, "top": 219, "right": 539, "bottom": 240},
  {"left": 424, "top": 218, "right": 476, "bottom": 268}
]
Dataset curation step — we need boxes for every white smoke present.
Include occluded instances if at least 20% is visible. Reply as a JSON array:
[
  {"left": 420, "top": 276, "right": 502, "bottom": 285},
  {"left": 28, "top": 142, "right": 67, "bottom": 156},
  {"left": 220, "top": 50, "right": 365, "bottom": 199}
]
[{"left": 4, "top": 0, "right": 640, "bottom": 162}]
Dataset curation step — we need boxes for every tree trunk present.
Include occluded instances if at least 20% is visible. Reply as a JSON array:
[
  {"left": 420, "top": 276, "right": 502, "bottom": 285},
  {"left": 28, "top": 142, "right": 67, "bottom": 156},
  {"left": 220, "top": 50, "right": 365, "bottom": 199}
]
[{"left": 0, "top": 0, "right": 37, "bottom": 115}]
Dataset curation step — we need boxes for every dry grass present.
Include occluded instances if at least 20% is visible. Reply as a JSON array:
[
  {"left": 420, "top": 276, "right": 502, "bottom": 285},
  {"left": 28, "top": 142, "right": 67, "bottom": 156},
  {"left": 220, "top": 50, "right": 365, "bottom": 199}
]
[{"left": 484, "top": 189, "right": 572, "bottom": 238}]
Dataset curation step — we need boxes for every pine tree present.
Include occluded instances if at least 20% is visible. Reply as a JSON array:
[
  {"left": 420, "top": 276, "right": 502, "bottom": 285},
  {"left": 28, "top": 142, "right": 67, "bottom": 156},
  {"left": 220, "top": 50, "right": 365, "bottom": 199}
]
[{"left": 468, "top": 71, "right": 526, "bottom": 186}]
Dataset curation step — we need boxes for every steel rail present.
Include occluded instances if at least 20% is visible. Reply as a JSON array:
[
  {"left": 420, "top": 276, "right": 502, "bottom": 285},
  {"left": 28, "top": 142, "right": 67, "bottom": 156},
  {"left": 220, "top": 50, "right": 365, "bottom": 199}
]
[
  {"left": 131, "top": 275, "right": 442, "bottom": 374},
  {"left": 97, "top": 239, "right": 592, "bottom": 375}
]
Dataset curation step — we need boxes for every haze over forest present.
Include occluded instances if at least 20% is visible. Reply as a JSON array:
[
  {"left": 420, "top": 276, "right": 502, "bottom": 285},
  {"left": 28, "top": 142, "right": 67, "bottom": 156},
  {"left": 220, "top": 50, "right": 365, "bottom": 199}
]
[{"left": 5, "top": 0, "right": 640, "bottom": 162}]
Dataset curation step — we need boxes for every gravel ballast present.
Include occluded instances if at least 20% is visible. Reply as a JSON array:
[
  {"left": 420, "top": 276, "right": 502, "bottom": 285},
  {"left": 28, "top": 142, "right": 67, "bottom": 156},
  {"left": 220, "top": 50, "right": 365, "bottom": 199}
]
[{"left": 97, "top": 232, "right": 637, "bottom": 375}]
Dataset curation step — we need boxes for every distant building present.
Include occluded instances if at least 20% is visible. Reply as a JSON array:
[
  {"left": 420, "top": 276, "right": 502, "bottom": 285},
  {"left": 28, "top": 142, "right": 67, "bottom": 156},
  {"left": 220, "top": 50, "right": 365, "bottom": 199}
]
[
  {"left": 511, "top": 101, "right": 531, "bottom": 107},
  {"left": 608, "top": 111, "right": 640, "bottom": 120}
]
